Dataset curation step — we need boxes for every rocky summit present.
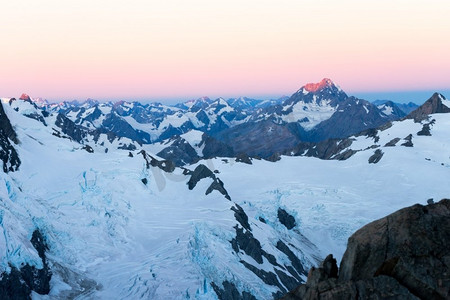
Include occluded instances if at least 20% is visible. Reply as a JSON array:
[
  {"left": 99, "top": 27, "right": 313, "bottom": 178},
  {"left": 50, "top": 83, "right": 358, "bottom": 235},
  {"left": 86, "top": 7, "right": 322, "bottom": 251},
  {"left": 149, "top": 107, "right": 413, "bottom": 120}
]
[{"left": 281, "top": 199, "right": 450, "bottom": 300}]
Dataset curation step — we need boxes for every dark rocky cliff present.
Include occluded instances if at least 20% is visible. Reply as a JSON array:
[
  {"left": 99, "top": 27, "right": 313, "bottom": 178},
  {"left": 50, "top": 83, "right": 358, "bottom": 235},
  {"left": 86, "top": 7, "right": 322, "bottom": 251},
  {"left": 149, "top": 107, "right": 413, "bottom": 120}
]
[
  {"left": 0, "top": 230, "right": 52, "bottom": 299},
  {"left": 281, "top": 199, "right": 450, "bottom": 299},
  {"left": 0, "top": 101, "right": 21, "bottom": 172},
  {"left": 407, "top": 93, "right": 450, "bottom": 122}
]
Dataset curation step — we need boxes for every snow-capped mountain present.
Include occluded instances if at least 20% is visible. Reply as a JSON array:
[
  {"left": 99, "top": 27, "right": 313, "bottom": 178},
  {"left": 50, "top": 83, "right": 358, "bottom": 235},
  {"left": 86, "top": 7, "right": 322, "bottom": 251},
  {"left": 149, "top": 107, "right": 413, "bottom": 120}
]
[
  {"left": 16, "top": 78, "right": 408, "bottom": 162},
  {"left": 406, "top": 92, "right": 450, "bottom": 121},
  {"left": 260, "top": 78, "right": 397, "bottom": 136},
  {"left": 372, "top": 99, "right": 418, "bottom": 115},
  {"left": 174, "top": 96, "right": 214, "bottom": 111},
  {"left": 215, "top": 79, "right": 399, "bottom": 156},
  {"left": 18, "top": 93, "right": 49, "bottom": 107},
  {"left": 4, "top": 97, "right": 140, "bottom": 152},
  {"left": 276, "top": 78, "right": 349, "bottom": 129},
  {"left": 226, "top": 97, "right": 264, "bottom": 111},
  {"left": 375, "top": 100, "right": 406, "bottom": 118},
  {"left": 285, "top": 92, "right": 450, "bottom": 162},
  {"left": 0, "top": 90, "right": 448, "bottom": 299},
  {"left": 226, "top": 96, "right": 287, "bottom": 111},
  {"left": 50, "top": 96, "right": 251, "bottom": 145}
]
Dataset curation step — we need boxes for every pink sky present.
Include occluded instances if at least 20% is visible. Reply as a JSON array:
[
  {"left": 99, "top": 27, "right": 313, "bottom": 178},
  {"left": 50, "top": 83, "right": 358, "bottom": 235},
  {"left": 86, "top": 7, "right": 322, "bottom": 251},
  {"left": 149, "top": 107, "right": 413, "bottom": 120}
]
[{"left": 1, "top": 0, "right": 450, "bottom": 101}]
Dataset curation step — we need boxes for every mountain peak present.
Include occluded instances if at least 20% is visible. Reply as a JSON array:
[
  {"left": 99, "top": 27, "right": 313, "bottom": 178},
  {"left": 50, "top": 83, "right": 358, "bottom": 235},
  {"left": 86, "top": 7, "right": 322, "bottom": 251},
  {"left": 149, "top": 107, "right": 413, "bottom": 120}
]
[
  {"left": 432, "top": 92, "right": 445, "bottom": 100},
  {"left": 19, "top": 93, "right": 31, "bottom": 101},
  {"left": 185, "top": 96, "right": 211, "bottom": 105},
  {"left": 407, "top": 92, "right": 450, "bottom": 121},
  {"left": 303, "top": 78, "right": 337, "bottom": 92},
  {"left": 84, "top": 98, "right": 99, "bottom": 105},
  {"left": 196, "top": 96, "right": 211, "bottom": 103},
  {"left": 214, "top": 97, "right": 228, "bottom": 105},
  {"left": 287, "top": 78, "right": 347, "bottom": 107}
]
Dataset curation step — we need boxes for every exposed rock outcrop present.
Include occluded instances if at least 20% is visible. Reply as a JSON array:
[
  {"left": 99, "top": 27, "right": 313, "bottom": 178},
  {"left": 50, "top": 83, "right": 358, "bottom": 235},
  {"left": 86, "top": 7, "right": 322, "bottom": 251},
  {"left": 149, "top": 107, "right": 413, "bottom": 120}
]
[
  {"left": 417, "top": 120, "right": 434, "bottom": 136},
  {"left": 401, "top": 134, "right": 414, "bottom": 147},
  {"left": 102, "top": 113, "right": 151, "bottom": 144},
  {"left": 406, "top": 93, "right": 450, "bottom": 122},
  {"left": 200, "top": 133, "right": 234, "bottom": 159},
  {"left": 156, "top": 136, "right": 200, "bottom": 166},
  {"left": 231, "top": 204, "right": 251, "bottom": 231},
  {"left": 278, "top": 208, "right": 296, "bottom": 230},
  {"left": 235, "top": 153, "right": 252, "bottom": 164},
  {"left": 0, "top": 102, "right": 21, "bottom": 172},
  {"left": 307, "top": 97, "right": 392, "bottom": 142},
  {"left": 205, "top": 177, "right": 231, "bottom": 200},
  {"left": 384, "top": 137, "right": 401, "bottom": 147},
  {"left": 228, "top": 204, "right": 311, "bottom": 298},
  {"left": 368, "top": 149, "right": 383, "bottom": 164},
  {"left": 211, "top": 280, "right": 257, "bottom": 300},
  {"left": 139, "top": 150, "right": 175, "bottom": 173},
  {"left": 0, "top": 230, "right": 52, "bottom": 299},
  {"left": 281, "top": 199, "right": 450, "bottom": 300},
  {"left": 285, "top": 138, "right": 356, "bottom": 161},
  {"left": 186, "top": 164, "right": 231, "bottom": 200},
  {"left": 187, "top": 164, "right": 214, "bottom": 190},
  {"left": 55, "top": 113, "right": 87, "bottom": 143},
  {"left": 216, "top": 120, "right": 302, "bottom": 158}
]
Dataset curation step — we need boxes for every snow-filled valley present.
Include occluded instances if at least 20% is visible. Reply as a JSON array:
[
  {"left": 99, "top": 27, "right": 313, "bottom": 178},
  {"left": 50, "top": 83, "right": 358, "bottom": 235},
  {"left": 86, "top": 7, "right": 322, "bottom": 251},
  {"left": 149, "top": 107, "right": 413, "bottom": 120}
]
[{"left": 0, "top": 94, "right": 449, "bottom": 299}]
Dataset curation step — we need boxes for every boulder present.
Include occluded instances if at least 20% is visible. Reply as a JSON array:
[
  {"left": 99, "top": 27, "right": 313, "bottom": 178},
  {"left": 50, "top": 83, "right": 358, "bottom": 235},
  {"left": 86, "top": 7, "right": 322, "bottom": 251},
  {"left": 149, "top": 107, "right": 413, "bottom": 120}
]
[
  {"left": 278, "top": 208, "right": 296, "bottom": 230},
  {"left": 368, "top": 149, "right": 384, "bottom": 164}
]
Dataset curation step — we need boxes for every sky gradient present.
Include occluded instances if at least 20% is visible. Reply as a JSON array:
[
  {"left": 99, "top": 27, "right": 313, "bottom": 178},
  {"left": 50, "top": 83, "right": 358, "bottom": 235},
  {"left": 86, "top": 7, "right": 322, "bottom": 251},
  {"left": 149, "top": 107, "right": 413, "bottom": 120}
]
[{"left": 1, "top": 0, "right": 450, "bottom": 103}]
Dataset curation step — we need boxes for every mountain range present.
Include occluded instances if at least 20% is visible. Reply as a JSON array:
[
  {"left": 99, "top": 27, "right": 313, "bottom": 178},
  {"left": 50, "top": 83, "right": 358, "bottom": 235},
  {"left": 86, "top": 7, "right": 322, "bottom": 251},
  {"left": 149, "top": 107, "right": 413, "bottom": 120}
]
[
  {"left": 0, "top": 80, "right": 448, "bottom": 299},
  {"left": 8, "top": 79, "right": 419, "bottom": 165}
]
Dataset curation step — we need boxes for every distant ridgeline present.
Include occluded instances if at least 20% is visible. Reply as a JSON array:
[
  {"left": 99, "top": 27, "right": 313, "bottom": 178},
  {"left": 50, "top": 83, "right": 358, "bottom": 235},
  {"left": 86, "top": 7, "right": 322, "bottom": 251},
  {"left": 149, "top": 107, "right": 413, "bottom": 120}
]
[{"left": 6, "top": 79, "right": 435, "bottom": 166}]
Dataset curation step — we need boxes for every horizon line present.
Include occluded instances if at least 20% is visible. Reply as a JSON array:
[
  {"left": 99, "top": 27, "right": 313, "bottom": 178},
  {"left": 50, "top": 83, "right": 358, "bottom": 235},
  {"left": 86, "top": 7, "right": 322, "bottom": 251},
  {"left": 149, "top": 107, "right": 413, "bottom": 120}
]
[{"left": 3, "top": 88, "right": 450, "bottom": 105}]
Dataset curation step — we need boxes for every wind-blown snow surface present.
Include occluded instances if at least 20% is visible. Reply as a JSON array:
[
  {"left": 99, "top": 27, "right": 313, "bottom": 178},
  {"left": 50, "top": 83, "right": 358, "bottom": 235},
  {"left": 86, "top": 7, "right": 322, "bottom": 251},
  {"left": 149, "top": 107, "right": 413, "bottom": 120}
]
[{"left": 0, "top": 99, "right": 449, "bottom": 299}]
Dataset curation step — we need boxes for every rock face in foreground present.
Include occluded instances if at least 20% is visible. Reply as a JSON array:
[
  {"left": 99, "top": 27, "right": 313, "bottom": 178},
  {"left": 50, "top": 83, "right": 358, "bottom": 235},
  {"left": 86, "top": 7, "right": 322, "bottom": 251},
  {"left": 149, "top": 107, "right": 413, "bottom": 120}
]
[
  {"left": 281, "top": 199, "right": 450, "bottom": 300},
  {"left": 0, "top": 230, "right": 52, "bottom": 299}
]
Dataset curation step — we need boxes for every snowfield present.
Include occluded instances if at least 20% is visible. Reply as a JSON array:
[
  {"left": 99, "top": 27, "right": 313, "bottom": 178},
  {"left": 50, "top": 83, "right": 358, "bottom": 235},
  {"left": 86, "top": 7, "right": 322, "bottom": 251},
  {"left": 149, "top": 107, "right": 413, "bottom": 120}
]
[
  {"left": 0, "top": 100, "right": 449, "bottom": 299},
  {"left": 281, "top": 98, "right": 336, "bottom": 130}
]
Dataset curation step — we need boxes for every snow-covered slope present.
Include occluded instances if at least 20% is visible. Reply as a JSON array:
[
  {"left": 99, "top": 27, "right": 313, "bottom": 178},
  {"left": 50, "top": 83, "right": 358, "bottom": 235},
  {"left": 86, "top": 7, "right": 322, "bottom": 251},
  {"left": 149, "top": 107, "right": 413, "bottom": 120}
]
[
  {"left": 0, "top": 103, "right": 319, "bottom": 299},
  {"left": 275, "top": 79, "right": 347, "bottom": 130},
  {"left": 376, "top": 100, "right": 406, "bottom": 118},
  {"left": 0, "top": 93, "right": 448, "bottom": 299}
]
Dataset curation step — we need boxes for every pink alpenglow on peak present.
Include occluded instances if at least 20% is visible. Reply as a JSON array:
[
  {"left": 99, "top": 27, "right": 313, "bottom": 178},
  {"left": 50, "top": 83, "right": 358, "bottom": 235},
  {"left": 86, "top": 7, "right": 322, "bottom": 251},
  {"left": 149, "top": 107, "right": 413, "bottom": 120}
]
[
  {"left": 17, "top": 93, "right": 49, "bottom": 107},
  {"left": 303, "top": 78, "right": 337, "bottom": 92},
  {"left": 19, "top": 93, "right": 31, "bottom": 101}
]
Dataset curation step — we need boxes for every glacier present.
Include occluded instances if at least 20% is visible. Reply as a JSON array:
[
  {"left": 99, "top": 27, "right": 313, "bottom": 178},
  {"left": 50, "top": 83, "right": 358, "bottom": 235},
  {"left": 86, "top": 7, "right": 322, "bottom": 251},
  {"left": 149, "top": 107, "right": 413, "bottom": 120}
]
[{"left": 0, "top": 97, "right": 448, "bottom": 299}]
